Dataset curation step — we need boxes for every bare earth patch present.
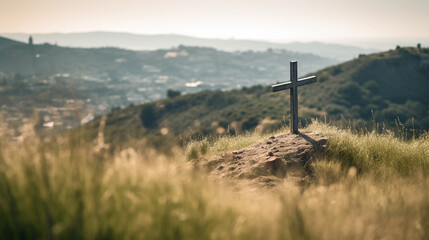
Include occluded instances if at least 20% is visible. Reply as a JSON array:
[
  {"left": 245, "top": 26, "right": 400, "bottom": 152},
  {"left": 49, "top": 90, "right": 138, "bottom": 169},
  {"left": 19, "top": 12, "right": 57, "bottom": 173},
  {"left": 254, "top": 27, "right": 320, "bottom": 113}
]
[{"left": 200, "top": 130, "right": 328, "bottom": 188}]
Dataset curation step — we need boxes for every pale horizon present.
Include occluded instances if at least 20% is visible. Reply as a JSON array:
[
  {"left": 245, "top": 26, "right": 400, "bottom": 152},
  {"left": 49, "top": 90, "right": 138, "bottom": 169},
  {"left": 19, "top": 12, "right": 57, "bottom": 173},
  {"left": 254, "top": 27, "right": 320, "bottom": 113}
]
[
  {"left": 1, "top": 0, "right": 429, "bottom": 47},
  {"left": 2, "top": 30, "right": 428, "bottom": 50}
]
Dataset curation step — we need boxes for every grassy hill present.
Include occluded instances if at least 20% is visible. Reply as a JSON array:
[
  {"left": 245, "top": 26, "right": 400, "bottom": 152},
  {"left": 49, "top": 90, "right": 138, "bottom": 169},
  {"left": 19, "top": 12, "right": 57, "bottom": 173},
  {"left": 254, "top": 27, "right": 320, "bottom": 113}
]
[
  {"left": 1, "top": 122, "right": 429, "bottom": 239},
  {"left": 77, "top": 47, "right": 429, "bottom": 150}
]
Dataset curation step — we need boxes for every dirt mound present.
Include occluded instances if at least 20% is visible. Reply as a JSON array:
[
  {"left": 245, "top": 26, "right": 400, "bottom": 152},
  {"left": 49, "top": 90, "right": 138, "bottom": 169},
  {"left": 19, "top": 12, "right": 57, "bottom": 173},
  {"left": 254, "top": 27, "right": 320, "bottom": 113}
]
[{"left": 201, "top": 131, "right": 328, "bottom": 187}]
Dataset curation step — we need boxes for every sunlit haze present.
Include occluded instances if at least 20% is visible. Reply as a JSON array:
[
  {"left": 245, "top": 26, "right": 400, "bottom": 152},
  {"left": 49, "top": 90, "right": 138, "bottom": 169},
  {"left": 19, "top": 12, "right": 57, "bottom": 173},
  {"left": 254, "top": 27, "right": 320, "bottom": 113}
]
[{"left": 1, "top": 0, "right": 429, "bottom": 46}]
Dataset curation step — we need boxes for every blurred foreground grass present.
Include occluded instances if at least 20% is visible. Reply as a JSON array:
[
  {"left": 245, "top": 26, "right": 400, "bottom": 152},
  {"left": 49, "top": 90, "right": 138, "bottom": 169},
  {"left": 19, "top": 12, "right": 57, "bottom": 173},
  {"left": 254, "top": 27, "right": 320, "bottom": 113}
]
[{"left": 1, "top": 123, "right": 429, "bottom": 240}]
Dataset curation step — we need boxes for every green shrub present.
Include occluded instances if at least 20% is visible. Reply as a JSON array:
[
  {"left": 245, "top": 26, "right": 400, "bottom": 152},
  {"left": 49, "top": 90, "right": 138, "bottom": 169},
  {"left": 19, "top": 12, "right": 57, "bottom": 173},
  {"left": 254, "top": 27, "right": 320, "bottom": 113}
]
[
  {"left": 140, "top": 103, "right": 158, "bottom": 128},
  {"left": 166, "top": 89, "right": 181, "bottom": 98}
]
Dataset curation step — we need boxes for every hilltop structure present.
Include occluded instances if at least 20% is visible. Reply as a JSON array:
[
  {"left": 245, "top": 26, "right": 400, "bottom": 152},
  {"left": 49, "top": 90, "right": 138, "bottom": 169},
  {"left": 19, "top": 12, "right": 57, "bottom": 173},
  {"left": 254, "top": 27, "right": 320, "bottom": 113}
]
[{"left": 271, "top": 61, "right": 317, "bottom": 134}]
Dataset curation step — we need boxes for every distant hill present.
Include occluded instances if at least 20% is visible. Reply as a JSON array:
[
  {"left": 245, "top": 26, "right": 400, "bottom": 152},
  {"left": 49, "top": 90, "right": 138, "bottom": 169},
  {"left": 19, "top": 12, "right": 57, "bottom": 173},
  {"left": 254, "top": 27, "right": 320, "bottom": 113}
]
[
  {"left": 77, "top": 47, "right": 429, "bottom": 150},
  {"left": 0, "top": 36, "right": 24, "bottom": 50},
  {"left": 1, "top": 32, "right": 377, "bottom": 61},
  {"left": 0, "top": 40, "right": 142, "bottom": 75},
  {"left": 0, "top": 36, "right": 336, "bottom": 85}
]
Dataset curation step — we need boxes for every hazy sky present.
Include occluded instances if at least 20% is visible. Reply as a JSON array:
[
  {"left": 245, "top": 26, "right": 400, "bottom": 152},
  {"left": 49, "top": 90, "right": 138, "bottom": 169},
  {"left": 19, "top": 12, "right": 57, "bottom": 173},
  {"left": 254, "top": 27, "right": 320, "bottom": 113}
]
[{"left": 1, "top": 0, "right": 428, "bottom": 42}]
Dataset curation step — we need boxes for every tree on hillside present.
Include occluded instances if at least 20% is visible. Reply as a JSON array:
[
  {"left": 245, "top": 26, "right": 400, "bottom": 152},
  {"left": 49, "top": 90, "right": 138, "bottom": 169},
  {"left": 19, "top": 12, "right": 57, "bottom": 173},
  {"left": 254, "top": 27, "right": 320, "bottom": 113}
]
[
  {"left": 167, "top": 89, "right": 181, "bottom": 98},
  {"left": 140, "top": 103, "right": 158, "bottom": 129}
]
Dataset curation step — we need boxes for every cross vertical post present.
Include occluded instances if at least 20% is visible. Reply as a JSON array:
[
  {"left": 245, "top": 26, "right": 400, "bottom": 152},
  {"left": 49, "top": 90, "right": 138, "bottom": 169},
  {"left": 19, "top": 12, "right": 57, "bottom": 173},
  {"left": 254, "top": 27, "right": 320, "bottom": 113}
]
[
  {"left": 290, "top": 61, "right": 298, "bottom": 133},
  {"left": 271, "top": 61, "right": 317, "bottom": 134}
]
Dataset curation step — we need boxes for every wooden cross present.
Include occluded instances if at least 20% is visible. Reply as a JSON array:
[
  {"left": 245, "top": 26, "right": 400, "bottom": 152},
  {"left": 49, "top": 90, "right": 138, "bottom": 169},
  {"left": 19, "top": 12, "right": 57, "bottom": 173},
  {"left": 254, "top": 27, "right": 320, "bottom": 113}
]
[{"left": 271, "top": 61, "right": 317, "bottom": 134}]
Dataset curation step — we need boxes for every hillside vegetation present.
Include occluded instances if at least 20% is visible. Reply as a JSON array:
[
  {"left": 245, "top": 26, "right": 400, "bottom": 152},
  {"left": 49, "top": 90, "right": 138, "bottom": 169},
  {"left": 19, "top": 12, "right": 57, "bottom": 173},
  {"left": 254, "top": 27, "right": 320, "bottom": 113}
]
[
  {"left": 79, "top": 47, "right": 429, "bottom": 150},
  {"left": 1, "top": 123, "right": 429, "bottom": 239}
]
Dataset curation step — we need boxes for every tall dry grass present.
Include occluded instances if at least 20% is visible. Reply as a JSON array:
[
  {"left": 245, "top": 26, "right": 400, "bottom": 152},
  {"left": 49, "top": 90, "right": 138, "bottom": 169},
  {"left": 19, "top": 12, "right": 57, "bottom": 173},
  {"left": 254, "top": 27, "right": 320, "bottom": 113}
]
[
  {"left": 1, "top": 123, "right": 429, "bottom": 239},
  {"left": 309, "top": 121, "right": 429, "bottom": 178}
]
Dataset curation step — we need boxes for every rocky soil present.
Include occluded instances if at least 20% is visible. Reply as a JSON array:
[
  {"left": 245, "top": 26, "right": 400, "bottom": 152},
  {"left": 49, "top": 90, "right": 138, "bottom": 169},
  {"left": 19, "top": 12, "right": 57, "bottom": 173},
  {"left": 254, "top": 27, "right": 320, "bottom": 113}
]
[{"left": 201, "top": 130, "right": 328, "bottom": 188}]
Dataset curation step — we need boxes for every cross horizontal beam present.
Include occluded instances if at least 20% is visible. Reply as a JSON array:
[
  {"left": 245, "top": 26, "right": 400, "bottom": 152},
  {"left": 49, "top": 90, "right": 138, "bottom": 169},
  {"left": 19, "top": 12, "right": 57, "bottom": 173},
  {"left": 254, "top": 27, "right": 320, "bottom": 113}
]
[{"left": 271, "top": 76, "right": 317, "bottom": 92}]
